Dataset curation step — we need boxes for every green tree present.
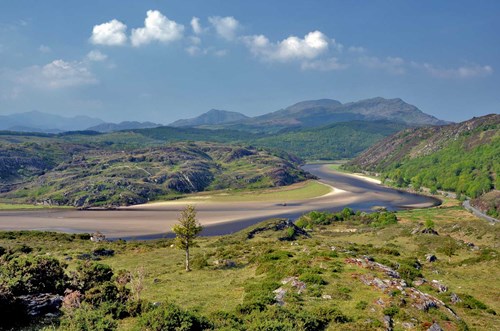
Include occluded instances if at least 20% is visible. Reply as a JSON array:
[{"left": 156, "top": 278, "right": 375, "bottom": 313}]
[{"left": 172, "top": 205, "right": 203, "bottom": 272}]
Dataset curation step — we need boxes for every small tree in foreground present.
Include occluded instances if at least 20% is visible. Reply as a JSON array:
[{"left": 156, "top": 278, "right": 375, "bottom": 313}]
[{"left": 172, "top": 205, "right": 203, "bottom": 272}]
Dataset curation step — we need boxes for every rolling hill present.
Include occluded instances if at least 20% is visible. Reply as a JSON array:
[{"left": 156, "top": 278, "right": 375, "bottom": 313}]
[
  {"left": 0, "top": 137, "right": 311, "bottom": 208},
  {"left": 346, "top": 114, "right": 500, "bottom": 199}
]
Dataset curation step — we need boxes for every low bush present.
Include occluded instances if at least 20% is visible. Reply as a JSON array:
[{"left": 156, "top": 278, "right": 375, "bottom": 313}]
[
  {"left": 136, "top": 302, "right": 212, "bottom": 331},
  {"left": 59, "top": 303, "right": 117, "bottom": 331},
  {"left": 0, "top": 255, "right": 67, "bottom": 295}
]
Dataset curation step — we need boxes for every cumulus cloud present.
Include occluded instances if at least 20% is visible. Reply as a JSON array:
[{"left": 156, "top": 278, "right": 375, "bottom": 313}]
[
  {"left": 358, "top": 56, "right": 406, "bottom": 74},
  {"left": 301, "top": 57, "right": 348, "bottom": 71},
  {"left": 243, "top": 31, "right": 330, "bottom": 62},
  {"left": 419, "top": 63, "right": 493, "bottom": 79},
  {"left": 14, "top": 59, "right": 98, "bottom": 89},
  {"left": 208, "top": 16, "right": 240, "bottom": 40},
  {"left": 131, "top": 10, "right": 184, "bottom": 47},
  {"left": 90, "top": 19, "right": 128, "bottom": 46},
  {"left": 191, "top": 17, "right": 203, "bottom": 35},
  {"left": 86, "top": 50, "right": 108, "bottom": 62}
]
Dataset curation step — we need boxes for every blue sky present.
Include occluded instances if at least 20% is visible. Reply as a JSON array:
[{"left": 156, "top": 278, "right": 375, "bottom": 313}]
[{"left": 0, "top": 0, "right": 498, "bottom": 123}]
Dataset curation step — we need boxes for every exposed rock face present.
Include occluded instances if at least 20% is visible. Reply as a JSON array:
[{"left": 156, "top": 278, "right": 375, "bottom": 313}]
[
  {"left": 426, "top": 254, "right": 438, "bottom": 262},
  {"left": 246, "top": 219, "right": 310, "bottom": 240},
  {"left": 427, "top": 322, "right": 443, "bottom": 331},
  {"left": 347, "top": 257, "right": 461, "bottom": 321},
  {"left": 18, "top": 293, "right": 63, "bottom": 317},
  {"left": 431, "top": 280, "right": 448, "bottom": 293}
]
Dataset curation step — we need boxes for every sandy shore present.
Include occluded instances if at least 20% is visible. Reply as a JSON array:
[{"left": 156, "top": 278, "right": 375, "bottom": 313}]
[{"left": 0, "top": 165, "right": 439, "bottom": 239}]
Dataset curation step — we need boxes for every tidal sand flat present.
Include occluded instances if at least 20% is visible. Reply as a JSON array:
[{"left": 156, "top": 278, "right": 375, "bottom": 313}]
[{"left": 0, "top": 165, "right": 439, "bottom": 239}]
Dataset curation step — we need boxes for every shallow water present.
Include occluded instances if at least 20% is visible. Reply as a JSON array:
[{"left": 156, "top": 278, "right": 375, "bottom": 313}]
[{"left": 0, "top": 165, "right": 440, "bottom": 240}]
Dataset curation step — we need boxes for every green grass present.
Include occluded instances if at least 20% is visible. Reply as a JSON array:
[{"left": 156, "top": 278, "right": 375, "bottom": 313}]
[
  {"left": 173, "top": 180, "right": 331, "bottom": 202},
  {"left": 0, "top": 203, "right": 73, "bottom": 210},
  {"left": 0, "top": 199, "right": 498, "bottom": 330}
]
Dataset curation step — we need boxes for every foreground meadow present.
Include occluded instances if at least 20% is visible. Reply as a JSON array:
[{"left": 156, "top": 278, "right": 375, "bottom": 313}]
[{"left": 0, "top": 197, "right": 498, "bottom": 330}]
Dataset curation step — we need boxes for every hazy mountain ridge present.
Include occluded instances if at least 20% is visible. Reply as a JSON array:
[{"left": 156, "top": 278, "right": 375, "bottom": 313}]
[
  {"left": 0, "top": 111, "right": 104, "bottom": 133},
  {"left": 87, "top": 121, "right": 162, "bottom": 132},
  {"left": 171, "top": 97, "right": 448, "bottom": 133},
  {"left": 170, "top": 109, "right": 249, "bottom": 127}
]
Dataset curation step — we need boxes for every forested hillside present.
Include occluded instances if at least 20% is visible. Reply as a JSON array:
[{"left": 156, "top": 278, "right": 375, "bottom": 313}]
[
  {"left": 346, "top": 114, "right": 500, "bottom": 199},
  {"left": 254, "top": 121, "right": 407, "bottom": 160}
]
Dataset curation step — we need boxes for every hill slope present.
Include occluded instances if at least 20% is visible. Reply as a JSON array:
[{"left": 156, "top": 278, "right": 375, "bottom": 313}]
[
  {"left": 254, "top": 120, "right": 408, "bottom": 160},
  {"left": 347, "top": 114, "right": 500, "bottom": 198},
  {"left": 0, "top": 141, "right": 311, "bottom": 208}
]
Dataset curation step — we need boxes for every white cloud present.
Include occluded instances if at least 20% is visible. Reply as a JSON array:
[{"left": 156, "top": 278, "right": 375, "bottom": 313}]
[
  {"left": 358, "top": 56, "right": 406, "bottom": 74},
  {"left": 90, "top": 19, "right": 128, "bottom": 46},
  {"left": 86, "top": 50, "right": 108, "bottom": 62},
  {"left": 243, "top": 30, "right": 330, "bottom": 62},
  {"left": 39, "top": 45, "right": 51, "bottom": 53},
  {"left": 208, "top": 16, "right": 240, "bottom": 40},
  {"left": 185, "top": 45, "right": 227, "bottom": 57},
  {"left": 419, "top": 63, "right": 493, "bottom": 79},
  {"left": 301, "top": 57, "right": 348, "bottom": 71},
  {"left": 186, "top": 45, "right": 200, "bottom": 56},
  {"left": 14, "top": 59, "right": 98, "bottom": 89},
  {"left": 131, "top": 10, "right": 184, "bottom": 47},
  {"left": 191, "top": 17, "right": 203, "bottom": 35}
]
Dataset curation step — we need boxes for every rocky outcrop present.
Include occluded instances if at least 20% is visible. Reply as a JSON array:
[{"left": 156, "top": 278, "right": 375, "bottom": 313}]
[
  {"left": 246, "top": 219, "right": 310, "bottom": 240},
  {"left": 18, "top": 293, "right": 63, "bottom": 317}
]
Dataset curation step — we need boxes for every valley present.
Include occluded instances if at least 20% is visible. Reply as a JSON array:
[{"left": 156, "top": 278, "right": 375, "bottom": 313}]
[{"left": 0, "top": 165, "right": 440, "bottom": 239}]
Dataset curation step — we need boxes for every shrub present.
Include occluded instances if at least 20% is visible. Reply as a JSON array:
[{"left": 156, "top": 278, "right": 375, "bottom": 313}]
[
  {"left": 355, "top": 300, "right": 368, "bottom": 310},
  {"left": 299, "top": 273, "right": 327, "bottom": 285},
  {"left": 383, "top": 305, "right": 400, "bottom": 317},
  {"left": 136, "top": 302, "right": 212, "bottom": 331},
  {"left": 191, "top": 253, "right": 209, "bottom": 270},
  {"left": 1, "top": 255, "right": 67, "bottom": 295},
  {"left": 59, "top": 303, "right": 117, "bottom": 331},
  {"left": 73, "top": 262, "right": 113, "bottom": 292}
]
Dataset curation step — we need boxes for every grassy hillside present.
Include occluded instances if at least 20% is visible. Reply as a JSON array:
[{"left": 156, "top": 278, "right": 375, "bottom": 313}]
[
  {"left": 346, "top": 114, "right": 500, "bottom": 199},
  {"left": 0, "top": 201, "right": 498, "bottom": 330},
  {"left": 1, "top": 142, "right": 310, "bottom": 208}
]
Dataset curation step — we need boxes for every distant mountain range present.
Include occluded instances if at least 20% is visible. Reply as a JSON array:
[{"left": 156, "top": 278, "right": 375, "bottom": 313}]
[
  {"left": 169, "top": 97, "right": 448, "bottom": 132},
  {"left": 2, "top": 97, "right": 447, "bottom": 134},
  {"left": 0, "top": 111, "right": 104, "bottom": 133},
  {"left": 0, "top": 111, "right": 161, "bottom": 133}
]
